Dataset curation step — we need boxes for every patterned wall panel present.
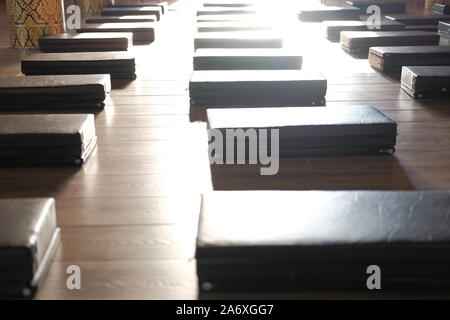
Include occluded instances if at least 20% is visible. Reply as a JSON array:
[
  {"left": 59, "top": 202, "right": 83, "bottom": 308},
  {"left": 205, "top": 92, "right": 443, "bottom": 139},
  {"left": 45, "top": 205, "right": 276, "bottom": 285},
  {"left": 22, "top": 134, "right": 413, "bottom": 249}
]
[{"left": 7, "top": 0, "right": 65, "bottom": 49}]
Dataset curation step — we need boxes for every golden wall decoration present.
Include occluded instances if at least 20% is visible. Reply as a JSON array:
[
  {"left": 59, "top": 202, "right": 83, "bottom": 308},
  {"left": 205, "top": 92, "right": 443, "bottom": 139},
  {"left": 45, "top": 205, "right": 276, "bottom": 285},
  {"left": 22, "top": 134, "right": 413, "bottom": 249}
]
[{"left": 7, "top": 0, "right": 65, "bottom": 49}]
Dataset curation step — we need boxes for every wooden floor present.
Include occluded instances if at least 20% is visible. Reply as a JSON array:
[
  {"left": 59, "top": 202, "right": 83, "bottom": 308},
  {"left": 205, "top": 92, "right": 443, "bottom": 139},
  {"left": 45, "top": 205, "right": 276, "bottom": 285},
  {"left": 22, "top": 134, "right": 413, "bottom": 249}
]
[{"left": 0, "top": 0, "right": 449, "bottom": 299}]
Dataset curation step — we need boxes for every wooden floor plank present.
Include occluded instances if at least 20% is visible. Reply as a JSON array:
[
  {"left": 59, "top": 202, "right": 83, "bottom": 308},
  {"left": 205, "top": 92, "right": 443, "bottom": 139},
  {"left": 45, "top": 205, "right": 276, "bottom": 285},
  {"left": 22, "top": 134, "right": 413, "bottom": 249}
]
[
  {"left": 35, "top": 260, "right": 197, "bottom": 300},
  {"left": 55, "top": 195, "right": 201, "bottom": 227},
  {"left": 54, "top": 224, "right": 197, "bottom": 262}
]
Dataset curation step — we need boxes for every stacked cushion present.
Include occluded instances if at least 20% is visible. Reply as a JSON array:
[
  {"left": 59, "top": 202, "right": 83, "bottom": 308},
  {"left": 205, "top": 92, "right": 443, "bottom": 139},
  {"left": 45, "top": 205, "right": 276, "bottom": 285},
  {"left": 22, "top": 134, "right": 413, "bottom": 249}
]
[
  {"left": 38, "top": 33, "right": 132, "bottom": 52},
  {"left": 369, "top": 45, "right": 450, "bottom": 73},
  {"left": 0, "top": 114, "right": 97, "bottom": 166},
  {"left": 207, "top": 105, "right": 397, "bottom": 157},
  {"left": 401, "top": 66, "right": 450, "bottom": 99},
  {"left": 197, "top": 190, "right": 450, "bottom": 293},
  {"left": 324, "top": 20, "right": 405, "bottom": 42},
  {"left": 193, "top": 49, "right": 302, "bottom": 70},
  {"left": 77, "top": 23, "right": 156, "bottom": 43},
  {"left": 0, "top": 198, "right": 60, "bottom": 298},
  {"left": 298, "top": 6, "right": 360, "bottom": 22},
  {"left": 101, "top": 6, "right": 162, "bottom": 20},
  {"left": 340, "top": 31, "right": 440, "bottom": 55},
  {"left": 189, "top": 70, "right": 327, "bottom": 120},
  {"left": 21, "top": 52, "right": 137, "bottom": 80},
  {"left": 194, "top": 31, "right": 283, "bottom": 49},
  {"left": 85, "top": 15, "right": 157, "bottom": 23},
  {"left": 0, "top": 74, "right": 111, "bottom": 111}
]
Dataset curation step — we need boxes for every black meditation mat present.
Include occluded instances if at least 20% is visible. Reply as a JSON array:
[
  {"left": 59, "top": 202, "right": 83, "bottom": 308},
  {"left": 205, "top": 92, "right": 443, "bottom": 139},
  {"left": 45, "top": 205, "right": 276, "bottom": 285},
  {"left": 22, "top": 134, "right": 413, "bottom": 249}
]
[
  {"left": 193, "top": 48, "right": 302, "bottom": 70},
  {"left": 340, "top": 30, "right": 440, "bottom": 56},
  {"left": 196, "top": 21, "right": 272, "bottom": 33},
  {"left": 0, "top": 198, "right": 60, "bottom": 298},
  {"left": 194, "top": 31, "right": 283, "bottom": 49},
  {"left": 21, "top": 51, "right": 136, "bottom": 80},
  {"left": 196, "top": 14, "right": 261, "bottom": 23},
  {"left": 189, "top": 70, "right": 327, "bottom": 120},
  {"left": 106, "top": 1, "right": 168, "bottom": 14},
  {"left": 38, "top": 32, "right": 132, "bottom": 52},
  {"left": 206, "top": 105, "right": 397, "bottom": 157},
  {"left": 197, "top": 190, "right": 450, "bottom": 293},
  {"left": 85, "top": 15, "right": 157, "bottom": 24},
  {"left": 101, "top": 6, "right": 162, "bottom": 20},
  {"left": 77, "top": 22, "right": 156, "bottom": 43},
  {"left": 298, "top": 6, "right": 360, "bottom": 22},
  {"left": 369, "top": 45, "right": 450, "bottom": 73},
  {"left": 439, "top": 21, "right": 450, "bottom": 37},
  {"left": 385, "top": 14, "right": 450, "bottom": 25},
  {"left": 324, "top": 20, "right": 405, "bottom": 42},
  {"left": 196, "top": 7, "right": 256, "bottom": 16},
  {"left": 434, "top": 3, "right": 450, "bottom": 15},
  {"left": 346, "top": 1, "right": 406, "bottom": 14},
  {"left": 0, "top": 74, "right": 110, "bottom": 110},
  {"left": 202, "top": 0, "right": 254, "bottom": 7},
  {"left": 401, "top": 65, "right": 450, "bottom": 99},
  {"left": 404, "top": 24, "right": 438, "bottom": 32},
  {"left": 0, "top": 114, "right": 97, "bottom": 166}
]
